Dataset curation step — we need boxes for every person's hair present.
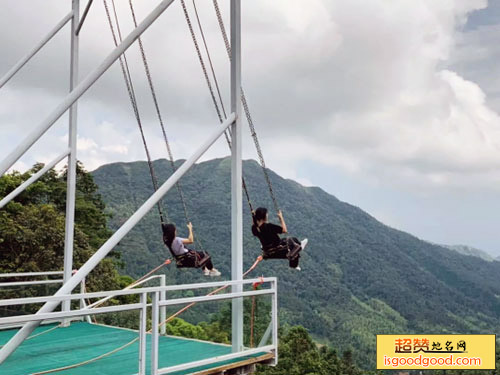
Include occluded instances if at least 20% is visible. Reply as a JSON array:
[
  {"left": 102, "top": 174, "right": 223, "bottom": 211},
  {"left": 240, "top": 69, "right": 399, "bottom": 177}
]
[
  {"left": 253, "top": 207, "right": 268, "bottom": 226},
  {"left": 162, "top": 223, "right": 176, "bottom": 250}
]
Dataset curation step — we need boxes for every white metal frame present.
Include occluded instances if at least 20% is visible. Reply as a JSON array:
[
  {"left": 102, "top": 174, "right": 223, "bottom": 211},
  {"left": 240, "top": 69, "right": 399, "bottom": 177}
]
[
  {"left": 0, "top": 271, "right": 65, "bottom": 288},
  {"left": 62, "top": 0, "right": 81, "bottom": 325},
  {"left": 230, "top": 0, "right": 244, "bottom": 354},
  {"left": 0, "top": 0, "right": 250, "bottom": 365},
  {"left": 0, "top": 278, "right": 278, "bottom": 375},
  {"left": 0, "top": 271, "right": 64, "bottom": 278}
]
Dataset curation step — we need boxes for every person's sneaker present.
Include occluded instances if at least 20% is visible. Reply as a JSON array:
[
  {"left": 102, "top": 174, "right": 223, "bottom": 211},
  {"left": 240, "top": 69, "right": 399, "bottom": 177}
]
[
  {"left": 209, "top": 268, "right": 221, "bottom": 277},
  {"left": 294, "top": 266, "right": 301, "bottom": 271},
  {"left": 203, "top": 268, "right": 210, "bottom": 276},
  {"left": 300, "top": 238, "right": 308, "bottom": 250}
]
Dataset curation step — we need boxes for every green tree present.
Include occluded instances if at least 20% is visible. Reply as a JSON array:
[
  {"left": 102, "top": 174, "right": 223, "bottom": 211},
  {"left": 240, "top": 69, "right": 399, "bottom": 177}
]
[
  {"left": 0, "top": 162, "right": 122, "bottom": 313},
  {"left": 256, "top": 326, "right": 362, "bottom": 375}
]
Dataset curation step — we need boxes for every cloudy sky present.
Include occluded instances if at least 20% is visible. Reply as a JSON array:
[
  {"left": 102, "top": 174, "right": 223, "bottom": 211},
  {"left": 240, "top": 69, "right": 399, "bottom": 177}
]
[{"left": 1, "top": 0, "right": 500, "bottom": 256}]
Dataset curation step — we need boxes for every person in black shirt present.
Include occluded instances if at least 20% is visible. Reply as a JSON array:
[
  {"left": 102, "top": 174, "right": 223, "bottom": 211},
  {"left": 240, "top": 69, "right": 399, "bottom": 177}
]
[{"left": 251, "top": 207, "right": 308, "bottom": 270}]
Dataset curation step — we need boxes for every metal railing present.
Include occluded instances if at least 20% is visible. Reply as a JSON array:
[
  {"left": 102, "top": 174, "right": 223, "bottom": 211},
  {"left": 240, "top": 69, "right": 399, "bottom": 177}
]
[
  {"left": 0, "top": 271, "right": 65, "bottom": 288},
  {"left": 0, "top": 271, "right": 85, "bottom": 328},
  {"left": 0, "top": 277, "right": 278, "bottom": 375}
]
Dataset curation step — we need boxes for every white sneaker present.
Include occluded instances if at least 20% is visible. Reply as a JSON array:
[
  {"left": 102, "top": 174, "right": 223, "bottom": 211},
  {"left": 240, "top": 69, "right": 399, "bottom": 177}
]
[
  {"left": 294, "top": 266, "right": 301, "bottom": 271},
  {"left": 300, "top": 238, "right": 308, "bottom": 250},
  {"left": 209, "top": 268, "right": 221, "bottom": 277},
  {"left": 203, "top": 268, "right": 210, "bottom": 276}
]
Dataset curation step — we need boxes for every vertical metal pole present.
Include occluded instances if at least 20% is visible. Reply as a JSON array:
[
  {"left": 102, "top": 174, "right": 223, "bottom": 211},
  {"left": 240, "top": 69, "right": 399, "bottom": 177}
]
[
  {"left": 80, "top": 277, "right": 92, "bottom": 323},
  {"left": 271, "top": 280, "right": 278, "bottom": 365},
  {"left": 151, "top": 292, "right": 159, "bottom": 375},
  {"left": 139, "top": 293, "right": 147, "bottom": 375},
  {"left": 62, "top": 0, "right": 80, "bottom": 327},
  {"left": 79, "top": 278, "right": 85, "bottom": 310},
  {"left": 230, "top": 0, "right": 243, "bottom": 354},
  {"left": 159, "top": 275, "right": 166, "bottom": 335}
]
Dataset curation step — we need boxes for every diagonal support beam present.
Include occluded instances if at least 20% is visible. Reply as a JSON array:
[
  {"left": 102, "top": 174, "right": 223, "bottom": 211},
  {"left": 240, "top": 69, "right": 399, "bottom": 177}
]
[
  {"left": 75, "top": 0, "right": 94, "bottom": 36},
  {"left": 0, "top": 0, "right": 176, "bottom": 177},
  {"left": 0, "top": 11, "right": 73, "bottom": 89},
  {"left": 0, "top": 113, "right": 235, "bottom": 364},
  {"left": 0, "top": 149, "right": 70, "bottom": 209}
]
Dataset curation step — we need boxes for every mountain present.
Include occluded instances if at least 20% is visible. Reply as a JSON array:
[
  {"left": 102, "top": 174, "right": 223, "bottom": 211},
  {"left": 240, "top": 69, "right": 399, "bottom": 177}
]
[
  {"left": 443, "top": 244, "right": 496, "bottom": 262},
  {"left": 92, "top": 158, "right": 500, "bottom": 367}
]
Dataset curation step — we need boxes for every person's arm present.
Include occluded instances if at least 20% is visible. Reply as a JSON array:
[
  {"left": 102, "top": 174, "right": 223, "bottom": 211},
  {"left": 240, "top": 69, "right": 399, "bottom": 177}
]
[
  {"left": 182, "top": 222, "right": 194, "bottom": 244},
  {"left": 277, "top": 210, "right": 288, "bottom": 233}
]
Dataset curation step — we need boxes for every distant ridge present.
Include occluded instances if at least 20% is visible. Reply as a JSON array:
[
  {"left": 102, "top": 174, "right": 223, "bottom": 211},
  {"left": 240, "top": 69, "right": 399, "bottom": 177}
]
[{"left": 441, "top": 244, "right": 495, "bottom": 262}]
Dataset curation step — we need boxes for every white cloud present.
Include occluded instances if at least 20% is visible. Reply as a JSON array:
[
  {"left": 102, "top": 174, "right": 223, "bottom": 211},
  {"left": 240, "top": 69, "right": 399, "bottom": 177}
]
[
  {"left": 76, "top": 136, "right": 98, "bottom": 151},
  {"left": 101, "top": 144, "right": 129, "bottom": 154}
]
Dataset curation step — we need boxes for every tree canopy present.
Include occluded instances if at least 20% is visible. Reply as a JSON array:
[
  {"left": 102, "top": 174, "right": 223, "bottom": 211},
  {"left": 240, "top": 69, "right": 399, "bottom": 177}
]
[{"left": 0, "top": 162, "right": 121, "bottom": 313}]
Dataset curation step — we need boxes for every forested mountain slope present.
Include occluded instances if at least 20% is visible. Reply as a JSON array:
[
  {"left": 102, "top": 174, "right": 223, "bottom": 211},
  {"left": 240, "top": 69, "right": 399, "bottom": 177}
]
[{"left": 93, "top": 157, "right": 500, "bottom": 366}]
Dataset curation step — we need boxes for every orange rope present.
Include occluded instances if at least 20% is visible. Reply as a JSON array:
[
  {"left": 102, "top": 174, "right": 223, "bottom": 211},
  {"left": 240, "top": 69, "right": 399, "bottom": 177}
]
[
  {"left": 250, "top": 276, "right": 264, "bottom": 348},
  {"left": 86, "top": 259, "right": 171, "bottom": 310},
  {"left": 158, "top": 256, "right": 263, "bottom": 328}
]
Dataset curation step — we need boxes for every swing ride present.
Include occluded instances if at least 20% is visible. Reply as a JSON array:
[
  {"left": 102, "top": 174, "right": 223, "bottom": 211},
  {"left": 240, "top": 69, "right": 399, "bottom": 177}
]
[{"left": 0, "top": 1, "right": 304, "bottom": 374}]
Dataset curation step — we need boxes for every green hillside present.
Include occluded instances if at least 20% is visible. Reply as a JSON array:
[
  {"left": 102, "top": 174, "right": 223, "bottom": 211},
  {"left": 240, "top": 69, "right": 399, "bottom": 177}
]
[{"left": 92, "top": 157, "right": 500, "bottom": 367}]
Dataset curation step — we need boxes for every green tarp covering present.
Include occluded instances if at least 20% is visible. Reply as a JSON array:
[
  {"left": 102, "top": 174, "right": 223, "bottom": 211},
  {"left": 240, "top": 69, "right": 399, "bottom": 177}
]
[{"left": 0, "top": 322, "right": 266, "bottom": 375}]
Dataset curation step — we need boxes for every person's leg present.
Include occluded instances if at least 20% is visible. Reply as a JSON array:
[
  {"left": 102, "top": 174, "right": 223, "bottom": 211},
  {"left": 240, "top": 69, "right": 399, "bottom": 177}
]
[
  {"left": 200, "top": 252, "right": 221, "bottom": 276},
  {"left": 286, "top": 237, "right": 302, "bottom": 258},
  {"left": 194, "top": 250, "right": 213, "bottom": 270},
  {"left": 289, "top": 255, "right": 300, "bottom": 268},
  {"left": 204, "top": 257, "right": 214, "bottom": 271},
  {"left": 289, "top": 237, "right": 301, "bottom": 248}
]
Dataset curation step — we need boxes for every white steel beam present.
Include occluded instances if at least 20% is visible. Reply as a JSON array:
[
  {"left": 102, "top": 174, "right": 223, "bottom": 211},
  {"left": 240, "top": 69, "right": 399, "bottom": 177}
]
[
  {"left": 0, "top": 271, "right": 64, "bottom": 278},
  {"left": 139, "top": 293, "right": 147, "bottom": 375},
  {"left": 0, "top": 0, "right": 176, "bottom": 177},
  {"left": 151, "top": 292, "right": 160, "bottom": 375},
  {"left": 62, "top": 0, "right": 80, "bottom": 325},
  {"left": 0, "top": 12, "right": 73, "bottom": 89},
  {"left": 0, "top": 303, "right": 143, "bottom": 325},
  {"left": 75, "top": 0, "right": 94, "bottom": 36},
  {"left": 0, "top": 275, "right": 274, "bottom": 307},
  {"left": 230, "top": 0, "right": 243, "bottom": 354},
  {"left": 0, "top": 279, "right": 63, "bottom": 288},
  {"left": 159, "top": 274, "right": 167, "bottom": 335},
  {"left": 0, "top": 149, "right": 70, "bottom": 209}
]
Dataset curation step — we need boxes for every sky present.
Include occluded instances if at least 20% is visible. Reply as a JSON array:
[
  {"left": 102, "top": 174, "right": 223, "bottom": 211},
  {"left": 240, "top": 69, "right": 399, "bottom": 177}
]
[{"left": 1, "top": 0, "right": 500, "bottom": 256}]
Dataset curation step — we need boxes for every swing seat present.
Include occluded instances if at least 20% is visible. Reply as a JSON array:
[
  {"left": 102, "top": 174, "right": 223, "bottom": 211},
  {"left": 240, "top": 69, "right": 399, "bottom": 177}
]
[
  {"left": 175, "top": 250, "right": 211, "bottom": 269},
  {"left": 261, "top": 240, "right": 301, "bottom": 260},
  {"left": 261, "top": 243, "right": 289, "bottom": 260}
]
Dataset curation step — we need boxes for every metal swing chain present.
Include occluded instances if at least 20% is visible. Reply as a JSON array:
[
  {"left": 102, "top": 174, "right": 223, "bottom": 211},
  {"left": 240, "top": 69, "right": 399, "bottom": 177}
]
[
  {"left": 103, "top": 0, "right": 167, "bottom": 223},
  {"left": 212, "top": 0, "right": 280, "bottom": 214},
  {"left": 126, "top": 0, "right": 203, "bottom": 248},
  {"left": 189, "top": 0, "right": 254, "bottom": 213},
  {"left": 191, "top": 0, "right": 227, "bottom": 120},
  {"left": 180, "top": 0, "right": 227, "bottom": 138},
  {"left": 126, "top": 0, "right": 207, "bottom": 252},
  {"left": 127, "top": 0, "right": 189, "bottom": 217},
  {"left": 180, "top": 0, "right": 254, "bottom": 214}
]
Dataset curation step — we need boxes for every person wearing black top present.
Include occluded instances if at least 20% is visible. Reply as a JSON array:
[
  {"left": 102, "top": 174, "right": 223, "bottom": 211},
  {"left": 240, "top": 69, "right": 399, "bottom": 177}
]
[{"left": 251, "top": 207, "right": 308, "bottom": 270}]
